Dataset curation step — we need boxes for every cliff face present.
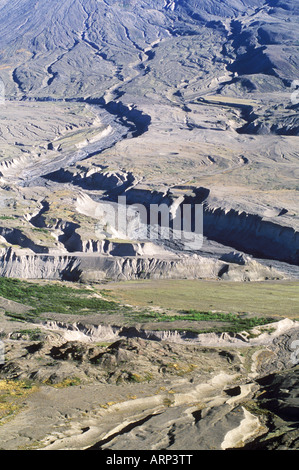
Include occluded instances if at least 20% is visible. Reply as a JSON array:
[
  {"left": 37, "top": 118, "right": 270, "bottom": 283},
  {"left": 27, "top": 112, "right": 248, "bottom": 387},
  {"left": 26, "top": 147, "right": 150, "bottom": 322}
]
[
  {"left": 0, "top": 245, "right": 283, "bottom": 282},
  {"left": 202, "top": 204, "right": 299, "bottom": 265},
  {"left": 0, "top": 248, "right": 82, "bottom": 281},
  {"left": 0, "top": 175, "right": 297, "bottom": 282}
]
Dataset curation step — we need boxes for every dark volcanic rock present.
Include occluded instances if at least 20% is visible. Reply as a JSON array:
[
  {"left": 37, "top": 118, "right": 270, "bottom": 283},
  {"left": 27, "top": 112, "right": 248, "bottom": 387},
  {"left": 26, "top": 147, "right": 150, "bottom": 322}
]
[{"left": 243, "top": 367, "right": 299, "bottom": 450}]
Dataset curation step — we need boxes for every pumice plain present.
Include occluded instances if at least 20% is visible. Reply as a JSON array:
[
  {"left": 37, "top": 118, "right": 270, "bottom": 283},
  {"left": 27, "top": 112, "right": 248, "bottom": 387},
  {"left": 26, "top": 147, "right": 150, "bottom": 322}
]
[{"left": 0, "top": 0, "right": 298, "bottom": 452}]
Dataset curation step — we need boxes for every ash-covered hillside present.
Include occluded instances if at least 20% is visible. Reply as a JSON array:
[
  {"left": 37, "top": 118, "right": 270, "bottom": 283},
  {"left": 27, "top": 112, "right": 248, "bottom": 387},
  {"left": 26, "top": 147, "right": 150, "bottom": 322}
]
[
  {"left": 0, "top": 0, "right": 298, "bottom": 280},
  {"left": 0, "top": 0, "right": 298, "bottom": 103}
]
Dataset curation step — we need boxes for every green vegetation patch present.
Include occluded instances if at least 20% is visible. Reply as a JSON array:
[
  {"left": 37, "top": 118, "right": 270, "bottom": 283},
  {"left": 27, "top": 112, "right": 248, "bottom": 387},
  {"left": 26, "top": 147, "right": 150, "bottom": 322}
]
[
  {"left": 125, "top": 309, "right": 276, "bottom": 333},
  {"left": 0, "top": 277, "right": 118, "bottom": 321}
]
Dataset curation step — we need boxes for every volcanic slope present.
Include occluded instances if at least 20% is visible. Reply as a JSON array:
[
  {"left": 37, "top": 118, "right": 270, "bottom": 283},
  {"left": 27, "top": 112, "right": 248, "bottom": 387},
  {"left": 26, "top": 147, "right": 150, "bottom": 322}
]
[{"left": 0, "top": 0, "right": 298, "bottom": 280}]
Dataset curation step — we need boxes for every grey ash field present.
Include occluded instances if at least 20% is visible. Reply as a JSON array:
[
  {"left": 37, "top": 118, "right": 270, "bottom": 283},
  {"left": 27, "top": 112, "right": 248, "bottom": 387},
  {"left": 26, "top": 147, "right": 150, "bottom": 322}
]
[{"left": 0, "top": 0, "right": 298, "bottom": 451}]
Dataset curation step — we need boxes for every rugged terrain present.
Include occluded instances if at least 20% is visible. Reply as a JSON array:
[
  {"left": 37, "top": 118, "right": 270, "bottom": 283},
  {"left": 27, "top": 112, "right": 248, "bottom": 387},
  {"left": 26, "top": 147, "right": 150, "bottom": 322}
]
[
  {"left": 0, "top": 0, "right": 298, "bottom": 451},
  {"left": 0, "top": 275, "right": 298, "bottom": 450},
  {"left": 0, "top": 296, "right": 298, "bottom": 450}
]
